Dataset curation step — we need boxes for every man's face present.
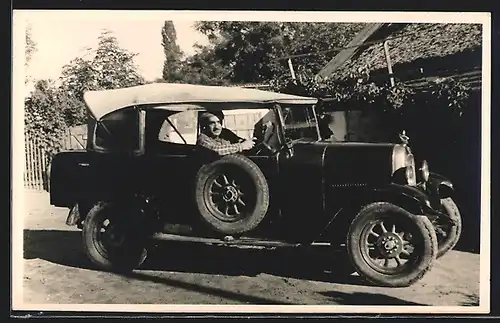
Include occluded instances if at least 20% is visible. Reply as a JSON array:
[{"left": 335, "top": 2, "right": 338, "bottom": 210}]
[{"left": 204, "top": 115, "right": 223, "bottom": 137}]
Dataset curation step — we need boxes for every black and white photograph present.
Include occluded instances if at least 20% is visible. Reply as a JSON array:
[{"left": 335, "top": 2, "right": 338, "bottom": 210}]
[{"left": 11, "top": 10, "right": 491, "bottom": 314}]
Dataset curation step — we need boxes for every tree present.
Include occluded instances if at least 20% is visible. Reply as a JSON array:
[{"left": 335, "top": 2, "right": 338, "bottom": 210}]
[
  {"left": 193, "top": 21, "right": 366, "bottom": 83},
  {"left": 175, "top": 45, "right": 232, "bottom": 85},
  {"left": 25, "top": 24, "right": 37, "bottom": 67},
  {"left": 161, "top": 21, "right": 183, "bottom": 81},
  {"left": 25, "top": 24, "right": 37, "bottom": 86},
  {"left": 24, "top": 80, "right": 71, "bottom": 153},
  {"left": 60, "top": 30, "right": 145, "bottom": 102}
]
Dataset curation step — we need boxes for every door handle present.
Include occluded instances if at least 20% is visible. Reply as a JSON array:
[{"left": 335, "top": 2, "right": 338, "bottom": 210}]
[{"left": 78, "top": 162, "right": 90, "bottom": 167}]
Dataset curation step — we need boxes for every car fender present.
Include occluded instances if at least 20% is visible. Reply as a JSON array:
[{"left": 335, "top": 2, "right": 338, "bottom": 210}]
[
  {"left": 316, "top": 183, "right": 445, "bottom": 245},
  {"left": 374, "top": 183, "right": 457, "bottom": 225},
  {"left": 427, "top": 172, "right": 455, "bottom": 199},
  {"left": 371, "top": 183, "right": 438, "bottom": 217}
]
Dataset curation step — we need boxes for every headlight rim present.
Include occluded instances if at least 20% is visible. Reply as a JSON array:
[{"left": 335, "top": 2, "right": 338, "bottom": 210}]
[
  {"left": 419, "top": 159, "right": 430, "bottom": 183},
  {"left": 405, "top": 153, "right": 417, "bottom": 186}
]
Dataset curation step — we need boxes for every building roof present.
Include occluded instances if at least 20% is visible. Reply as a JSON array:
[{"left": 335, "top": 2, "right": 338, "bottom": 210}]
[
  {"left": 316, "top": 23, "right": 385, "bottom": 78},
  {"left": 328, "top": 23, "right": 483, "bottom": 82}
]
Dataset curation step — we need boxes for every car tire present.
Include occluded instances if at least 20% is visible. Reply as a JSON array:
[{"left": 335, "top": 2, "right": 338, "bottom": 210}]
[
  {"left": 194, "top": 154, "right": 270, "bottom": 235},
  {"left": 347, "top": 202, "right": 438, "bottom": 287},
  {"left": 82, "top": 201, "right": 147, "bottom": 272},
  {"left": 435, "top": 197, "right": 462, "bottom": 258}
]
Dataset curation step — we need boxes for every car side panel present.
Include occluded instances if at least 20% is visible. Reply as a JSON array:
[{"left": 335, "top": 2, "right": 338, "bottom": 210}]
[
  {"left": 50, "top": 150, "right": 139, "bottom": 207},
  {"left": 274, "top": 143, "right": 328, "bottom": 240}
]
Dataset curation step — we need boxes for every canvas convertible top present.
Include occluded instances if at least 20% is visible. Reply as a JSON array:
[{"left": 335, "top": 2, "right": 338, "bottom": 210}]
[{"left": 83, "top": 83, "right": 318, "bottom": 120}]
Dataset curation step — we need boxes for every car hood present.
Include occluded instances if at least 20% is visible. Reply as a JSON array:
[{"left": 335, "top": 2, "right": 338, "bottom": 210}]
[{"left": 290, "top": 140, "right": 397, "bottom": 186}]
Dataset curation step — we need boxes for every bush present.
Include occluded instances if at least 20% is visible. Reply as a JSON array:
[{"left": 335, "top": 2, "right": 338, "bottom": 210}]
[
  {"left": 271, "top": 75, "right": 472, "bottom": 151},
  {"left": 24, "top": 80, "right": 87, "bottom": 158}
]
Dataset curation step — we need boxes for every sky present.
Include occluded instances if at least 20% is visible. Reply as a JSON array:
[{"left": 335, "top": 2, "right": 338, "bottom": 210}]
[
  {"left": 16, "top": 10, "right": 487, "bottom": 85},
  {"left": 21, "top": 12, "right": 210, "bottom": 83}
]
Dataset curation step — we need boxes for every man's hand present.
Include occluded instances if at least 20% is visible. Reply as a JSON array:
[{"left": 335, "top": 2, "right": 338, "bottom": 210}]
[{"left": 240, "top": 139, "right": 255, "bottom": 151}]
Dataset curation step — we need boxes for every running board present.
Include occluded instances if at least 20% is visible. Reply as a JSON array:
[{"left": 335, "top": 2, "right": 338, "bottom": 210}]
[{"left": 151, "top": 233, "right": 303, "bottom": 248}]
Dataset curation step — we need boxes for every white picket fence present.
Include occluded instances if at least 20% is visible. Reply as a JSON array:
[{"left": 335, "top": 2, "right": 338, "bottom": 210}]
[
  {"left": 24, "top": 136, "right": 49, "bottom": 191},
  {"left": 24, "top": 127, "right": 86, "bottom": 191}
]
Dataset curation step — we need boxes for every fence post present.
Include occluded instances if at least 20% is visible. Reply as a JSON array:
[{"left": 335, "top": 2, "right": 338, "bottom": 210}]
[
  {"left": 27, "top": 137, "right": 34, "bottom": 189},
  {"left": 41, "top": 145, "right": 48, "bottom": 191},
  {"left": 36, "top": 139, "right": 43, "bottom": 190},
  {"left": 24, "top": 136, "right": 28, "bottom": 188}
]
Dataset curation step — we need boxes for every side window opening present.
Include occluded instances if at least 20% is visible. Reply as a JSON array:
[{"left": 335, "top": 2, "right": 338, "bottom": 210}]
[
  {"left": 158, "top": 110, "right": 197, "bottom": 145},
  {"left": 95, "top": 108, "right": 140, "bottom": 151},
  {"left": 216, "top": 109, "right": 272, "bottom": 140}
]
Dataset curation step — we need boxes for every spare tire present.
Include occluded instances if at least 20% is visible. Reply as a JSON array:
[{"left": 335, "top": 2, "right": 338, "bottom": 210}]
[{"left": 194, "top": 154, "right": 270, "bottom": 235}]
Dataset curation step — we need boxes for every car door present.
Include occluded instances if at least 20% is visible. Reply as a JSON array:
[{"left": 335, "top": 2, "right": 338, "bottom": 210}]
[{"left": 140, "top": 109, "right": 200, "bottom": 222}]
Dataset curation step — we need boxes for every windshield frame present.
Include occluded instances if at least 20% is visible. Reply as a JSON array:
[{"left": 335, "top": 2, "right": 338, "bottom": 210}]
[{"left": 277, "top": 104, "right": 321, "bottom": 142}]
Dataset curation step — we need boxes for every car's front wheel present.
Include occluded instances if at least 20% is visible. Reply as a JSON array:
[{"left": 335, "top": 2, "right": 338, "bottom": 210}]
[
  {"left": 82, "top": 201, "right": 147, "bottom": 272},
  {"left": 347, "top": 202, "right": 438, "bottom": 287},
  {"left": 434, "top": 197, "right": 462, "bottom": 258}
]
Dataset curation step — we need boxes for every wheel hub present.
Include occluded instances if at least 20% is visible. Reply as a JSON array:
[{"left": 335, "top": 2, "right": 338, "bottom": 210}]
[
  {"left": 222, "top": 186, "right": 239, "bottom": 203},
  {"left": 105, "top": 225, "right": 125, "bottom": 247},
  {"left": 377, "top": 232, "right": 403, "bottom": 257}
]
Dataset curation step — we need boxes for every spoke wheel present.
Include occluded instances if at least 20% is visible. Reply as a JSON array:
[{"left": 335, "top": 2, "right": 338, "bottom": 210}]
[
  {"left": 434, "top": 197, "right": 462, "bottom": 258},
  {"left": 347, "top": 202, "right": 438, "bottom": 287},
  {"left": 205, "top": 171, "right": 254, "bottom": 223},
  {"left": 82, "top": 201, "right": 147, "bottom": 272},
  {"left": 360, "top": 217, "right": 419, "bottom": 275},
  {"left": 195, "top": 154, "right": 270, "bottom": 235}
]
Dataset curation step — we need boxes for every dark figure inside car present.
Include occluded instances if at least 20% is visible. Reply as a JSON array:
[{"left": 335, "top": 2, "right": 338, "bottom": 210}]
[
  {"left": 196, "top": 111, "right": 255, "bottom": 156},
  {"left": 318, "top": 112, "right": 337, "bottom": 141}
]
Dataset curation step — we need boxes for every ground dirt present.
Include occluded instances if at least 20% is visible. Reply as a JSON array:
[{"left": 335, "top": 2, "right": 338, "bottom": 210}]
[{"left": 19, "top": 190, "right": 481, "bottom": 308}]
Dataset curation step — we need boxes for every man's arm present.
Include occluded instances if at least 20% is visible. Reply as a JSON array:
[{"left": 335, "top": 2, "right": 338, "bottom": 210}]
[
  {"left": 220, "top": 128, "right": 245, "bottom": 143},
  {"left": 197, "top": 133, "right": 242, "bottom": 156}
]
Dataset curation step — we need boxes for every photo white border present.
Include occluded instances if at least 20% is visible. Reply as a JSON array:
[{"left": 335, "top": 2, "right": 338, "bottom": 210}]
[{"left": 11, "top": 10, "right": 492, "bottom": 315}]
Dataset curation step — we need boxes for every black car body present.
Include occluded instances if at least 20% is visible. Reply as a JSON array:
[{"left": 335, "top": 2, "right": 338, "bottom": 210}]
[{"left": 49, "top": 83, "right": 462, "bottom": 287}]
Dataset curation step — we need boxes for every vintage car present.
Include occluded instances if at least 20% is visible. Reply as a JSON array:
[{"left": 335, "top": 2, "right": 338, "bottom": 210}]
[{"left": 48, "top": 83, "right": 462, "bottom": 287}]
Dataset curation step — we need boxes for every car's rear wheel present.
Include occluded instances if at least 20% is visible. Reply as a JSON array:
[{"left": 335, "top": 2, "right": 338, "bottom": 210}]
[
  {"left": 347, "top": 202, "right": 438, "bottom": 287},
  {"left": 194, "top": 154, "right": 270, "bottom": 235},
  {"left": 82, "top": 201, "right": 147, "bottom": 272},
  {"left": 434, "top": 197, "right": 462, "bottom": 258}
]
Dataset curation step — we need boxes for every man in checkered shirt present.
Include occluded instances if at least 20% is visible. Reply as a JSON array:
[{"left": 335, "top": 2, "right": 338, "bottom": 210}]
[{"left": 196, "top": 112, "right": 255, "bottom": 156}]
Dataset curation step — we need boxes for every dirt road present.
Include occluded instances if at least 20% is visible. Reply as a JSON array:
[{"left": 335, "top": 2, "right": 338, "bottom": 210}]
[{"left": 20, "top": 191, "right": 482, "bottom": 309}]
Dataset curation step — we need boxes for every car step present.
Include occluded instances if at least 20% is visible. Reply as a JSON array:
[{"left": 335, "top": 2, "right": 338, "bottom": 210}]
[{"left": 151, "top": 233, "right": 302, "bottom": 249}]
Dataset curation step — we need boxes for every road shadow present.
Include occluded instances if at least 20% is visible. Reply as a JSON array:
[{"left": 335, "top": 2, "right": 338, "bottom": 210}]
[
  {"left": 144, "top": 240, "right": 368, "bottom": 286},
  {"left": 23, "top": 229, "right": 93, "bottom": 269},
  {"left": 318, "top": 290, "right": 427, "bottom": 306},
  {"left": 119, "top": 271, "right": 297, "bottom": 305},
  {"left": 23, "top": 229, "right": 366, "bottom": 286}
]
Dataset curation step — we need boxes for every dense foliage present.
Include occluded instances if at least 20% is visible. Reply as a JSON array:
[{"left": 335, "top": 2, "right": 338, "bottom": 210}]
[
  {"left": 25, "top": 30, "right": 145, "bottom": 155},
  {"left": 159, "top": 21, "right": 365, "bottom": 85},
  {"left": 271, "top": 74, "right": 471, "bottom": 142},
  {"left": 192, "top": 21, "right": 366, "bottom": 84},
  {"left": 60, "top": 30, "right": 145, "bottom": 101}
]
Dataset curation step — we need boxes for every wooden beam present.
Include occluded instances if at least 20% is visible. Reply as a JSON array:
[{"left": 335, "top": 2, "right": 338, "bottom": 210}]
[{"left": 315, "top": 23, "right": 386, "bottom": 79}]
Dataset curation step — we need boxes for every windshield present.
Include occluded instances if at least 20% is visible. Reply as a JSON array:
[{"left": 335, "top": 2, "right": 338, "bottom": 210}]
[{"left": 281, "top": 105, "right": 320, "bottom": 141}]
